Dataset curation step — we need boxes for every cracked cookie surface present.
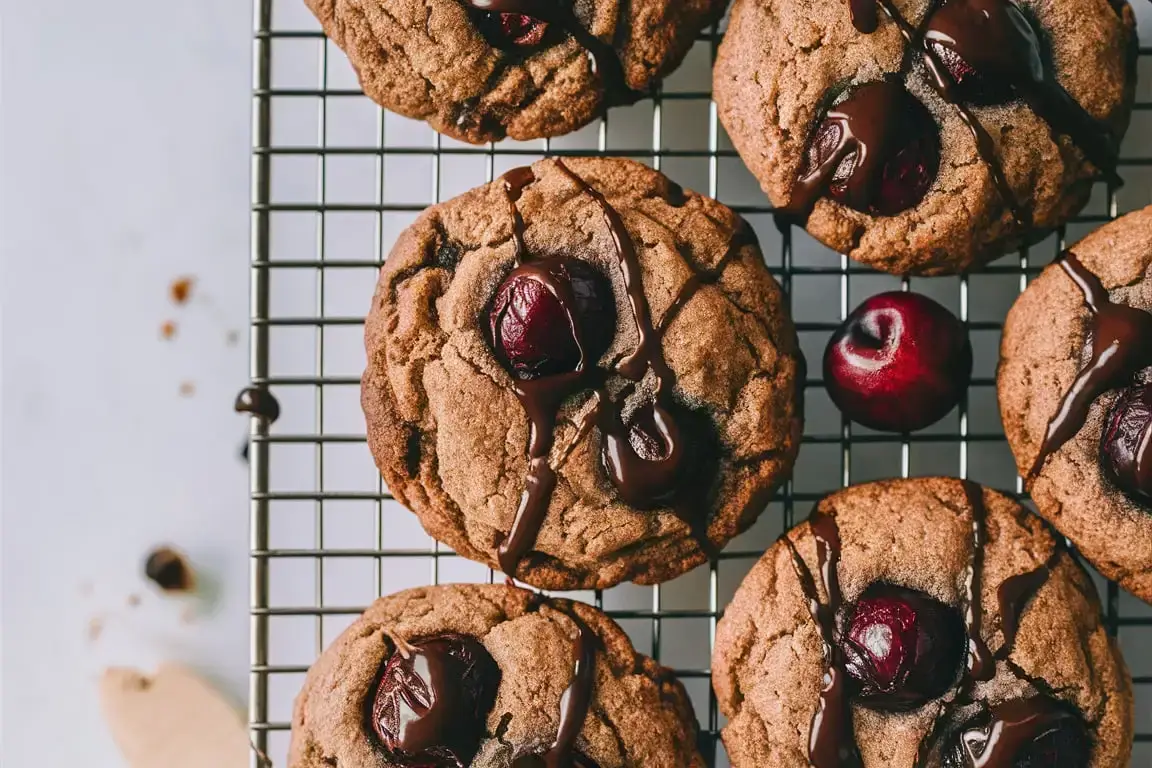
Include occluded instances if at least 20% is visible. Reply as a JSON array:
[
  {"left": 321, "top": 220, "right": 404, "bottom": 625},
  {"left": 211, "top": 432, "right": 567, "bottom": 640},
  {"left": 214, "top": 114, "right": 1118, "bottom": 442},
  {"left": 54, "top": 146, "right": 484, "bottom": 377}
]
[
  {"left": 999, "top": 205, "right": 1152, "bottom": 605},
  {"left": 713, "top": 478, "right": 1133, "bottom": 767},
  {"left": 713, "top": 0, "right": 1137, "bottom": 275},
  {"left": 287, "top": 583, "right": 703, "bottom": 767},
  {"left": 362, "top": 157, "right": 803, "bottom": 590},
  {"left": 304, "top": 0, "right": 724, "bottom": 144}
]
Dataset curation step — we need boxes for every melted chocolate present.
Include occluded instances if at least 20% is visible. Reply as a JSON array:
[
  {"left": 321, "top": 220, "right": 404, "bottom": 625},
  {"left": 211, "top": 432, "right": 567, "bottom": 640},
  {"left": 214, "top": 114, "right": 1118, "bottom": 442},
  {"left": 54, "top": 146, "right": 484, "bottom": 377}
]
[
  {"left": 234, "top": 386, "right": 281, "bottom": 423},
  {"left": 960, "top": 481, "right": 996, "bottom": 682},
  {"left": 1029, "top": 252, "right": 1152, "bottom": 481},
  {"left": 995, "top": 545, "right": 1061, "bottom": 657},
  {"left": 951, "top": 697, "right": 1088, "bottom": 768},
  {"left": 504, "top": 165, "right": 536, "bottom": 263},
  {"left": 849, "top": 0, "right": 880, "bottom": 33},
  {"left": 532, "top": 607, "right": 598, "bottom": 767},
  {"left": 462, "top": 0, "right": 641, "bottom": 107},
  {"left": 784, "top": 511, "right": 863, "bottom": 768}
]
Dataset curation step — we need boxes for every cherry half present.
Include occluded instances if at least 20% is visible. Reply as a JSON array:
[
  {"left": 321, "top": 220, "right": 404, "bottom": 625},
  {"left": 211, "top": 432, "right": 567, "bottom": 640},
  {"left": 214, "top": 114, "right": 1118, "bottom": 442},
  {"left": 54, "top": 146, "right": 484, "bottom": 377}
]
[
  {"left": 841, "top": 583, "right": 965, "bottom": 711},
  {"left": 823, "top": 291, "right": 972, "bottom": 433},
  {"left": 1100, "top": 382, "right": 1152, "bottom": 507},
  {"left": 369, "top": 634, "right": 500, "bottom": 767},
  {"left": 489, "top": 258, "right": 615, "bottom": 382}
]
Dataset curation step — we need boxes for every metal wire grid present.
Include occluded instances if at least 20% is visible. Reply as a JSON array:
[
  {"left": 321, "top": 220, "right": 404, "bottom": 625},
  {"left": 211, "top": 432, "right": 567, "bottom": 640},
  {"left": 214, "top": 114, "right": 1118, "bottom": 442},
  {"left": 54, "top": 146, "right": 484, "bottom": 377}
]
[{"left": 249, "top": 1, "right": 1152, "bottom": 764}]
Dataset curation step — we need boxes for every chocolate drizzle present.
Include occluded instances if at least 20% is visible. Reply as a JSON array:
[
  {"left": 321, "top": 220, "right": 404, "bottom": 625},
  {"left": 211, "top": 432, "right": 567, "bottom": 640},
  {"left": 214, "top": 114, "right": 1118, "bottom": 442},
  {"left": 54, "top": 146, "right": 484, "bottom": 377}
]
[
  {"left": 785, "top": 510, "right": 863, "bottom": 768},
  {"left": 1028, "top": 252, "right": 1152, "bottom": 481},
  {"left": 495, "top": 162, "right": 739, "bottom": 576},
  {"left": 530, "top": 607, "right": 598, "bottom": 767},
  {"left": 995, "top": 544, "right": 1062, "bottom": 656},
  {"left": 949, "top": 696, "right": 1088, "bottom": 768},
  {"left": 796, "top": 0, "right": 1122, "bottom": 228},
  {"left": 462, "top": 0, "right": 641, "bottom": 107},
  {"left": 960, "top": 481, "right": 995, "bottom": 682}
]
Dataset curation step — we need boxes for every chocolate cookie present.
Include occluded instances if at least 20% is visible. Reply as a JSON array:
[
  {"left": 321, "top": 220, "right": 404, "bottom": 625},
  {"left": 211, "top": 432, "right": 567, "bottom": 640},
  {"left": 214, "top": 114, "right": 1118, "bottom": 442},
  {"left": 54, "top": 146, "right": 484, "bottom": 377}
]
[
  {"left": 362, "top": 157, "right": 803, "bottom": 590},
  {"left": 999, "top": 205, "right": 1152, "bottom": 605},
  {"left": 713, "top": 478, "right": 1133, "bottom": 767},
  {"left": 288, "top": 583, "right": 703, "bottom": 767},
  {"left": 304, "top": 0, "right": 723, "bottom": 144},
  {"left": 714, "top": 0, "right": 1137, "bottom": 275}
]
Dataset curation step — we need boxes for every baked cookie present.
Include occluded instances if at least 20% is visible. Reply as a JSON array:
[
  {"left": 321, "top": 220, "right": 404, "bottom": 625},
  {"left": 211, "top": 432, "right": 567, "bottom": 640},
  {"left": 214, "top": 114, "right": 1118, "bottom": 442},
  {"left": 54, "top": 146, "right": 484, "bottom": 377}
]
[
  {"left": 713, "top": 478, "right": 1133, "bottom": 767},
  {"left": 999, "top": 205, "right": 1152, "bottom": 605},
  {"left": 304, "top": 0, "right": 723, "bottom": 144},
  {"left": 362, "top": 157, "right": 803, "bottom": 590},
  {"left": 288, "top": 583, "right": 703, "bottom": 767},
  {"left": 714, "top": 0, "right": 1137, "bottom": 275}
]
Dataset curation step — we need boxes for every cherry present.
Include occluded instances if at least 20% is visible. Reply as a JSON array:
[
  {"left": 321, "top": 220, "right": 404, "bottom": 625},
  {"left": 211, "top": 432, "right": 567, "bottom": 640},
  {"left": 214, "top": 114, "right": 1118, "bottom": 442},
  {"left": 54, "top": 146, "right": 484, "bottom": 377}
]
[
  {"left": 370, "top": 634, "right": 500, "bottom": 767},
  {"left": 841, "top": 584, "right": 965, "bottom": 711},
  {"left": 489, "top": 258, "right": 615, "bottom": 381},
  {"left": 943, "top": 697, "right": 1090, "bottom": 768},
  {"left": 823, "top": 291, "right": 972, "bottom": 432},
  {"left": 475, "top": 12, "right": 549, "bottom": 49},
  {"left": 1100, "top": 383, "right": 1152, "bottom": 506}
]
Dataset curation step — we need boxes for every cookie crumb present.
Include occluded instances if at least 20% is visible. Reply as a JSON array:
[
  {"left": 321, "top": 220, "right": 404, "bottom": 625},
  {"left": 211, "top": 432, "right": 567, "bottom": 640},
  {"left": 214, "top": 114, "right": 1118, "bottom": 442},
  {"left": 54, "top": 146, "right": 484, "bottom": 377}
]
[
  {"left": 170, "top": 277, "right": 194, "bottom": 305},
  {"left": 127, "top": 593, "right": 142, "bottom": 608},
  {"left": 88, "top": 616, "right": 105, "bottom": 643},
  {"left": 160, "top": 321, "right": 177, "bottom": 340},
  {"left": 144, "top": 546, "right": 195, "bottom": 594},
  {"left": 179, "top": 381, "right": 196, "bottom": 398}
]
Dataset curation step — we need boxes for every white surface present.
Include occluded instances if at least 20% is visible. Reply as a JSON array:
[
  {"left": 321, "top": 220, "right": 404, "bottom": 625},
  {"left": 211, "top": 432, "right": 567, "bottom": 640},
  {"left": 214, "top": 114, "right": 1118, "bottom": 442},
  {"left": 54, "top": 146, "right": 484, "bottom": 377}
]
[
  {"left": 2, "top": 1, "right": 254, "bottom": 765},
  {"left": 4, "top": 0, "right": 1152, "bottom": 766}
]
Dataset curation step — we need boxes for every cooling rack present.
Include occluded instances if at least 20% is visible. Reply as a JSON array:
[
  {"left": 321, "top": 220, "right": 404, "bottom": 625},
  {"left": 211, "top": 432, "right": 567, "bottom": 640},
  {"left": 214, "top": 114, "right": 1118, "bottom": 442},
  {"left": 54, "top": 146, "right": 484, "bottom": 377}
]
[{"left": 248, "top": 0, "right": 1152, "bottom": 764}]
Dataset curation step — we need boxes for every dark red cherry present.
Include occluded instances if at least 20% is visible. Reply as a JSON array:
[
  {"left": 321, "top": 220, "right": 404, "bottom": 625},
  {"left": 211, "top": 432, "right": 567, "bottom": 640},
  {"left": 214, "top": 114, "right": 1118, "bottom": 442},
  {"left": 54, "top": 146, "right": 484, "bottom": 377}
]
[
  {"left": 925, "top": 0, "right": 1046, "bottom": 106},
  {"left": 803, "top": 84, "right": 941, "bottom": 217},
  {"left": 489, "top": 258, "right": 615, "bottom": 381},
  {"left": 841, "top": 584, "right": 965, "bottom": 711},
  {"left": 1100, "top": 383, "right": 1152, "bottom": 507},
  {"left": 943, "top": 697, "right": 1090, "bottom": 768},
  {"left": 370, "top": 634, "right": 500, "bottom": 767},
  {"left": 476, "top": 12, "right": 549, "bottom": 49},
  {"left": 824, "top": 291, "right": 972, "bottom": 433}
]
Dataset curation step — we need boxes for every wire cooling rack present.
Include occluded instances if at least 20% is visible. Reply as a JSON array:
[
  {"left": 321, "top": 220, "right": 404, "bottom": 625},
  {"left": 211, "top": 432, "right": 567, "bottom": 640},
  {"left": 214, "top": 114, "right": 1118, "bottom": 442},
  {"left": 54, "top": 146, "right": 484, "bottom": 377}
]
[{"left": 248, "top": 0, "right": 1152, "bottom": 764}]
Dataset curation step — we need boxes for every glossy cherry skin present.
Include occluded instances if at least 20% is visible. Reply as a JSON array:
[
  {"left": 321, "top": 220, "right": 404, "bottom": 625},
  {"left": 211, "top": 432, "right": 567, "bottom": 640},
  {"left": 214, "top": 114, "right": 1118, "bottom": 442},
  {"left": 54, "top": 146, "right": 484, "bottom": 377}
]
[
  {"left": 942, "top": 698, "right": 1091, "bottom": 768},
  {"left": 489, "top": 258, "right": 615, "bottom": 381},
  {"left": 370, "top": 634, "right": 500, "bottom": 767},
  {"left": 823, "top": 291, "right": 973, "bottom": 432},
  {"left": 475, "top": 12, "right": 549, "bottom": 49},
  {"left": 1100, "top": 382, "right": 1152, "bottom": 506},
  {"left": 841, "top": 583, "right": 965, "bottom": 711}
]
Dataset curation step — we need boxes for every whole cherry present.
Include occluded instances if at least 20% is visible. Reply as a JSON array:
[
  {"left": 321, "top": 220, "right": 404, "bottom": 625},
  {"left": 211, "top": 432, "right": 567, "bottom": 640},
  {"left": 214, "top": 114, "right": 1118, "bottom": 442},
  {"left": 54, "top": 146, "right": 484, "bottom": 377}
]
[
  {"left": 489, "top": 258, "right": 615, "bottom": 381},
  {"left": 370, "top": 634, "right": 500, "bottom": 767},
  {"left": 824, "top": 291, "right": 972, "bottom": 432},
  {"left": 1100, "top": 382, "right": 1152, "bottom": 506},
  {"left": 841, "top": 583, "right": 965, "bottom": 711}
]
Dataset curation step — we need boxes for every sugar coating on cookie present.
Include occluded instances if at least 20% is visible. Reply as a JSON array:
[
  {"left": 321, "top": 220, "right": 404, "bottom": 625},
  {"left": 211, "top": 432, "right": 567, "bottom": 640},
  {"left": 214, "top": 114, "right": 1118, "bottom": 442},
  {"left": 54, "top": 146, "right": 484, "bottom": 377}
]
[
  {"left": 362, "top": 157, "right": 803, "bottom": 590},
  {"left": 999, "top": 204, "right": 1152, "bottom": 605},
  {"left": 304, "top": 0, "right": 724, "bottom": 144},
  {"left": 713, "top": 478, "right": 1133, "bottom": 767},
  {"left": 714, "top": 0, "right": 1137, "bottom": 275},
  {"left": 287, "top": 584, "right": 704, "bottom": 767}
]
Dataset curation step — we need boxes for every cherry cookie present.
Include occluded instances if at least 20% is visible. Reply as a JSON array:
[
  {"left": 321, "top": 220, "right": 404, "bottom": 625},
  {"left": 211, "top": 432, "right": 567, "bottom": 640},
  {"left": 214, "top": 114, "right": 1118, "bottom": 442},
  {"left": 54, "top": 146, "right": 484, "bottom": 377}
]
[
  {"left": 288, "top": 584, "right": 703, "bottom": 767},
  {"left": 362, "top": 158, "right": 803, "bottom": 590},
  {"left": 714, "top": 0, "right": 1137, "bottom": 275},
  {"left": 999, "top": 205, "right": 1152, "bottom": 605},
  {"left": 304, "top": 0, "right": 724, "bottom": 144},
  {"left": 713, "top": 478, "right": 1133, "bottom": 767}
]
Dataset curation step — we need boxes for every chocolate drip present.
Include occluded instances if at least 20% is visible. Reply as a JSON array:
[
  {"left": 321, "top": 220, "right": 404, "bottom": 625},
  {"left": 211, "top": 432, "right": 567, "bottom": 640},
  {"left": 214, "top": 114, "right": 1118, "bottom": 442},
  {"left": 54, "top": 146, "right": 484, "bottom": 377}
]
[
  {"left": 504, "top": 166, "right": 536, "bottom": 263},
  {"left": 923, "top": 0, "right": 1120, "bottom": 184},
  {"left": 995, "top": 545, "right": 1061, "bottom": 657},
  {"left": 952, "top": 697, "right": 1086, "bottom": 768},
  {"left": 537, "top": 608, "right": 598, "bottom": 767},
  {"left": 463, "top": 0, "right": 642, "bottom": 107},
  {"left": 876, "top": 0, "right": 1027, "bottom": 226},
  {"left": 960, "top": 481, "right": 996, "bottom": 682},
  {"left": 235, "top": 386, "right": 281, "bottom": 423},
  {"left": 777, "top": 80, "right": 936, "bottom": 226},
  {"left": 1028, "top": 252, "right": 1152, "bottom": 481},
  {"left": 784, "top": 511, "right": 863, "bottom": 768},
  {"left": 849, "top": 0, "right": 880, "bottom": 33}
]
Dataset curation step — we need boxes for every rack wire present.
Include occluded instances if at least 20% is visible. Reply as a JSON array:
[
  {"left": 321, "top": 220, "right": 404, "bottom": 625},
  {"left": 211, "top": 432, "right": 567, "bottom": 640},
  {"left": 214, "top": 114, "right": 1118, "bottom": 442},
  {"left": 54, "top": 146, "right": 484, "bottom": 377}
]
[{"left": 249, "top": 1, "right": 1152, "bottom": 764}]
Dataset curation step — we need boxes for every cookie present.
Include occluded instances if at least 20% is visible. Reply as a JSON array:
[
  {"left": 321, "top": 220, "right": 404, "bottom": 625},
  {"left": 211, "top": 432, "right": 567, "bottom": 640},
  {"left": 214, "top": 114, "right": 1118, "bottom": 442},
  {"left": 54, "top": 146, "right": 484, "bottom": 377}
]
[
  {"left": 998, "top": 205, "right": 1152, "bottom": 605},
  {"left": 714, "top": 0, "right": 1137, "bottom": 275},
  {"left": 362, "top": 157, "right": 803, "bottom": 590},
  {"left": 713, "top": 478, "right": 1133, "bottom": 767},
  {"left": 304, "top": 0, "right": 723, "bottom": 144},
  {"left": 287, "top": 583, "right": 703, "bottom": 767}
]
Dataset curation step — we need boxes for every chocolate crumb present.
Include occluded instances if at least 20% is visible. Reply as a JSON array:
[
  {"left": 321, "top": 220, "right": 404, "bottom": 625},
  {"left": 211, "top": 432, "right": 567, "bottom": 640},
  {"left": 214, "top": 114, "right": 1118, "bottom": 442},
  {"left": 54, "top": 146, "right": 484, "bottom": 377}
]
[
  {"left": 170, "top": 277, "right": 194, "bottom": 305},
  {"left": 235, "top": 387, "right": 280, "bottom": 423},
  {"left": 144, "top": 546, "right": 194, "bottom": 593}
]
